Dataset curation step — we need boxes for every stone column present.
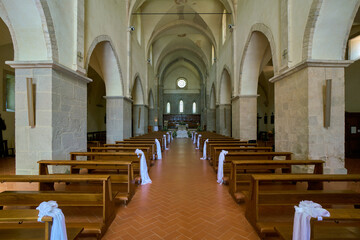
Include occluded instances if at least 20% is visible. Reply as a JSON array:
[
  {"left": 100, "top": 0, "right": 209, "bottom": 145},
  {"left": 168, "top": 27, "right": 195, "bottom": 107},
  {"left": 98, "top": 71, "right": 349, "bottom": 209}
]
[
  {"left": 105, "top": 96, "right": 132, "bottom": 143},
  {"left": 238, "top": 95, "right": 257, "bottom": 141},
  {"left": 217, "top": 104, "right": 232, "bottom": 136},
  {"left": 7, "top": 61, "right": 90, "bottom": 174},
  {"left": 133, "top": 104, "right": 148, "bottom": 136},
  {"left": 231, "top": 96, "right": 240, "bottom": 138},
  {"left": 273, "top": 60, "right": 351, "bottom": 174},
  {"left": 148, "top": 107, "right": 155, "bottom": 127}
]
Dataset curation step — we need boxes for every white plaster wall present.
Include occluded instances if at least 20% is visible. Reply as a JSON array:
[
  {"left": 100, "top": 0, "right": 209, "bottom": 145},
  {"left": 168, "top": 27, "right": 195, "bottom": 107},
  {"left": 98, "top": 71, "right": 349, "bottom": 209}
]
[
  {"left": 84, "top": 0, "right": 128, "bottom": 94},
  {"left": 345, "top": 59, "right": 360, "bottom": 112},
  {"left": 1, "top": 0, "right": 49, "bottom": 60},
  {"left": 47, "top": 0, "right": 75, "bottom": 68},
  {"left": 163, "top": 67, "right": 200, "bottom": 90},
  {"left": 288, "top": 0, "right": 313, "bottom": 66}
]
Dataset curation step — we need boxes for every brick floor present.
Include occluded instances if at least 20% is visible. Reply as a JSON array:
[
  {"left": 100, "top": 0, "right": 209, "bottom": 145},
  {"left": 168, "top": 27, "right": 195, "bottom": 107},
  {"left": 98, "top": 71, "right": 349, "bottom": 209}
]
[{"left": 101, "top": 138, "right": 259, "bottom": 240}]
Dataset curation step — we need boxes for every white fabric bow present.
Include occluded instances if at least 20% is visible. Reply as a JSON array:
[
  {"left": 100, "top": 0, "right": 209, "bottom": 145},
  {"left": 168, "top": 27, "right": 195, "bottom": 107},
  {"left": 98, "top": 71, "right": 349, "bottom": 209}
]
[
  {"left": 292, "top": 200, "right": 330, "bottom": 240},
  {"left": 163, "top": 135, "right": 168, "bottom": 150},
  {"left": 200, "top": 139, "right": 209, "bottom": 160},
  {"left": 217, "top": 150, "right": 228, "bottom": 184},
  {"left": 135, "top": 149, "right": 152, "bottom": 185},
  {"left": 196, "top": 134, "right": 202, "bottom": 149},
  {"left": 155, "top": 139, "right": 162, "bottom": 160},
  {"left": 37, "top": 201, "right": 67, "bottom": 240}
]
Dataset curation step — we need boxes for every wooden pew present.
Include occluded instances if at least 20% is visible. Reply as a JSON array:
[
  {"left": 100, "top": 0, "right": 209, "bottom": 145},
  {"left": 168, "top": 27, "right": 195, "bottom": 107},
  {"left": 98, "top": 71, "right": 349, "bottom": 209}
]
[
  {"left": 38, "top": 160, "right": 135, "bottom": 203},
  {"left": 207, "top": 143, "right": 257, "bottom": 164},
  {"left": 104, "top": 143, "right": 157, "bottom": 161},
  {"left": 87, "top": 141, "right": 100, "bottom": 151},
  {"left": 0, "top": 175, "right": 114, "bottom": 239},
  {"left": 198, "top": 138, "right": 243, "bottom": 150},
  {"left": 229, "top": 160, "right": 324, "bottom": 202},
  {"left": 213, "top": 147, "right": 272, "bottom": 165},
  {"left": 91, "top": 146, "right": 152, "bottom": 161},
  {"left": 115, "top": 140, "right": 159, "bottom": 154},
  {"left": 245, "top": 174, "right": 360, "bottom": 238},
  {"left": 0, "top": 209, "right": 83, "bottom": 240},
  {"left": 275, "top": 209, "right": 360, "bottom": 239},
  {"left": 70, "top": 151, "right": 148, "bottom": 174}
]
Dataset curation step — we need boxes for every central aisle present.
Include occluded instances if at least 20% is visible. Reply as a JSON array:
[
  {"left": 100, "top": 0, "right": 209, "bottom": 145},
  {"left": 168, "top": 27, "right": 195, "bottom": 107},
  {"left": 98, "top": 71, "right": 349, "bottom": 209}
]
[{"left": 103, "top": 138, "right": 259, "bottom": 240}]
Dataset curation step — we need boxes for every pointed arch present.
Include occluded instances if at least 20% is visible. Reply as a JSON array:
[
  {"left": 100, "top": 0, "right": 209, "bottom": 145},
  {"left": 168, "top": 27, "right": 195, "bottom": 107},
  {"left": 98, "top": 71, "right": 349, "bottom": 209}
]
[
  {"left": 86, "top": 35, "right": 124, "bottom": 96},
  {"left": 303, "top": 0, "right": 360, "bottom": 60},
  {"left": 132, "top": 75, "right": 145, "bottom": 105},
  {"left": 238, "top": 24, "right": 277, "bottom": 95},
  {"left": 219, "top": 68, "right": 232, "bottom": 105}
]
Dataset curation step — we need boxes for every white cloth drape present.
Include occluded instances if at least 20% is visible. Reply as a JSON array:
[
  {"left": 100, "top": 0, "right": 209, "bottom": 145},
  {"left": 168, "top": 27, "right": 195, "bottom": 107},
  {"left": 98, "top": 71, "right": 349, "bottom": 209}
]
[
  {"left": 155, "top": 139, "right": 162, "bottom": 160},
  {"left": 163, "top": 135, "right": 168, "bottom": 150},
  {"left": 135, "top": 149, "right": 152, "bottom": 185},
  {"left": 167, "top": 132, "right": 171, "bottom": 144},
  {"left": 196, "top": 134, "right": 202, "bottom": 149},
  {"left": 193, "top": 133, "right": 197, "bottom": 144},
  {"left": 217, "top": 150, "right": 228, "bottom": 184},
  {"left": 191, "top": 132, "right": 194, "bottom": 141},
  {"left": 292, "top": 200, "right": 330, "bottom": 240},
  {"left": 200, "top": 139, "right": 209, "bottom": 160},
  {"left": 37, "top": 201, "right": 67, "bottom": 240}
]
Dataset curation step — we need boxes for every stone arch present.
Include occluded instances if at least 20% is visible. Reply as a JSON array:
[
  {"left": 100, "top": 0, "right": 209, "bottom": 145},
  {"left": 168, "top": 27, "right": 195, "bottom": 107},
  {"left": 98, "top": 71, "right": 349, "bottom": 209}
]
[
  {"left": 303, "top": 0, "right": 360, "bottom": 60},
  {"left": 0, "top": 0, "right": 54, "bottom": 61},
  {"left": 238, "top": 24, "right": 277, "bottom": 95},
  {"left": 86, "top": 36, "right": 124, "bottom": 96},
  {"left": 219, "top": 68, "right": 232, "bottom": 105},
  {"left": 132, "top": 75, "right": 145, "bottom": 105}
]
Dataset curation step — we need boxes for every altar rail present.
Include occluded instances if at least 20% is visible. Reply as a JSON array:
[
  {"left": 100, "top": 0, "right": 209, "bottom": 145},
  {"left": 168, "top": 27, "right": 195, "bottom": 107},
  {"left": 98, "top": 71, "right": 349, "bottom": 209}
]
[{"left": 163, "top": 114, "right": 200, "bottom": 129}]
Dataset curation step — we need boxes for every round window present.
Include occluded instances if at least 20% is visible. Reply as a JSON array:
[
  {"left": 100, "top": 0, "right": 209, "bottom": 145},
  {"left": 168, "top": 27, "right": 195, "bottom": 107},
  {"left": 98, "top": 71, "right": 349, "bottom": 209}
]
[{"left": 177, "top": 79, "right": 187, "bottom": 88}]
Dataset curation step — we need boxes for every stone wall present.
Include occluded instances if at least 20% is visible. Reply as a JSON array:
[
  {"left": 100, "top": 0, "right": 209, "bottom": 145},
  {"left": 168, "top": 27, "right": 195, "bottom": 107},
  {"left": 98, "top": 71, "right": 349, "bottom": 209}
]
[
  {"left": 133, "top": 104, "right": 148, "bottom": 136},
  {"left": 274, "top": 63, "right": 347, "bottom": 174},
  {"left": 14, "top": 64, "right": 88, "bottom": 174},
  {"left": 218, "top": 104, "right": 231, "bottom": 136},
  {"left": 207, "top": 109, "right": 216, "bottom": 132},
  {"left": 163, "top": 93, "right": 200, "bottom": 115}
]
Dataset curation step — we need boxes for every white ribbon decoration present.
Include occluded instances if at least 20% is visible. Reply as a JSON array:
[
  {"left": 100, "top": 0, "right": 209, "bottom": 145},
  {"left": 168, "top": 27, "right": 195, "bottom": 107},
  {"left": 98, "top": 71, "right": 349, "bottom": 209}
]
[
  {"left": 37, "top": 201, "right": 67, "bottom": 240},
  {"left": 292, "top": 200, "right": 330, "bottom": 240},
  {"left": 217, "top": 150, "right": 228, "bottom": 184},
  {"left": 163, "top": 135, "right": 168, "bottom": 150},
  {"left": 200, "top": 139, "right": 209, "bottom": 160},
  {"left": 167, "top": 132, "right": 171, "bottom": 144},
  {"left": 155, "top": 139, "right": 162, "bottom": 160},
  {"left": 193, "top": 133, "right": 197, "bottom": 144},
  {"left": 196, "top": 134, "right": 202, "bottom": 149},
  {"left": 135, "top": 149, "right": 152, "bottom": 185}
]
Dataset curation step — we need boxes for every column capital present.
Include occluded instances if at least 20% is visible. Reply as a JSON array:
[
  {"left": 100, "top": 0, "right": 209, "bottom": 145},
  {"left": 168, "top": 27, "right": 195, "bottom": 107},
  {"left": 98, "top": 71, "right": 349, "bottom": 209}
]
[{"left": 6, "top": 60, "right": 92, "bottom": 83}]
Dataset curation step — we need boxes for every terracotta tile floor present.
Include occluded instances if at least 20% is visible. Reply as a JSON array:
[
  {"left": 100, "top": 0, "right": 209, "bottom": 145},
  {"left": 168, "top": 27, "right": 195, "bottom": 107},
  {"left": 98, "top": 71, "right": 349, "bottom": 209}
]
[{"left": 102, "top": 138, "right": 259, "bottom": 240}]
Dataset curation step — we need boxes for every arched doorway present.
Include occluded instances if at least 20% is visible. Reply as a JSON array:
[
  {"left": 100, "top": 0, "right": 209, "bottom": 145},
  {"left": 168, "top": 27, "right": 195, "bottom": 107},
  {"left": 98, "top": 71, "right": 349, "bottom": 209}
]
[
  {"left": 207, "top": 84, "right": 216, "bottom": 132},
  {"left": 131, "top": 76, "right": 147, "bottom": 136},
  {"left": 86, "top": 39, "right": 125, "bottom": 143},
  {"left": 0, "top": 17, "right": 15, "bottom": 165},
  {"left": 218, "top": 69, "right": 232, "bottom": 136}
]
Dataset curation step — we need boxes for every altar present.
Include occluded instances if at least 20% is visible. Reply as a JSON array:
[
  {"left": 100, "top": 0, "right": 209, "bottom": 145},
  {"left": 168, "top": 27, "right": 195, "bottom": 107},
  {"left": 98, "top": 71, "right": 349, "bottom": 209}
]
[{"left": 176, "top": 124, "right": 188, "bottom": 138}]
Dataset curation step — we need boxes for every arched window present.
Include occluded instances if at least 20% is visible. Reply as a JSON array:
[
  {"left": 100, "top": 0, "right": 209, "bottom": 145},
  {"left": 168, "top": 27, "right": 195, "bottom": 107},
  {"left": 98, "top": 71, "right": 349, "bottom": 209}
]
[
  {"left": 179, "top": 100, "right": 184, "bottom": 113},
  {"left": 166, "top": 102, "right": 171, "bottom": 113},
  {"left": 192, "top": 102, "right": 196, "bottom": 114}
]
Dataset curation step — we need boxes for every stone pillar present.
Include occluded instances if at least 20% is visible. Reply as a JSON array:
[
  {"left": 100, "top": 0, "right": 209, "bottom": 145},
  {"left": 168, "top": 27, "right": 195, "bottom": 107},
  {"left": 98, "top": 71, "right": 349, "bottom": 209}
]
[
  {"left": 238, "top": 95, "right": 257, "bottom": 141},
  {"left": 232, "top": 97, "right": 240, "bottom": 138},
  {"left": 148, "top": 107, "right": 155, "bottom": 127},
  {"left": 133, "top": 104, "right": 148, "bottom": 136},
  {"left": 273, "top": 60, "right": 351, "bottom": 174},
  {"left": 105, "top": 96, "right": 132, "bottom": 143},
  {"left": 207, "top": 108, "right": 216, "bottom": 132},
  {"left": 158, "top": 84, "right": 164, "bottom": 129},
  {"left": 218, "top": 104, "right": 231, "bottom": 136},
  {"left": 7, "top": 61, "right": 90, "bottom": 174}
]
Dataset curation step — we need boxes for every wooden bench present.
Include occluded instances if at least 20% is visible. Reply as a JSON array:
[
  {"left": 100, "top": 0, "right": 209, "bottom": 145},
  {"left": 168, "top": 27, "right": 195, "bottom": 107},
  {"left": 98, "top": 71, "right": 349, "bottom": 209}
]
[
  {"left": 245, "top": 174, "right": 360, "bottom": 238},
  {"left": 70, "top": 151, "right": 147, "bottom": 174},
  {"left": 213, "top": 147, "right": 272, "bottom": 165},
  {"left": 214, "top": 151, "right": 292, "bottom": 173},
  {"left": 207, "top": 143, "right": 258, "bottom": 164},
  {"left": 275, "top": 209, "right": 360, "bottom": 239},
  {"left": 229, "top": 160, "right": 324, "bottom": 202},
  {"left": 104, "top": 143, "right": 157, "bottom": 160},
  {"left": 38, "top": 160, "right": 135, "bottom": 203},
  {"left": 0, "top": 209, "right": 83, "bottom": 240},
  {"left": 0, "top": 175, "right": 114, "bottom": 239},
  {"left": 91, "top": 146, "right": 153, "bottom": 162}
]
